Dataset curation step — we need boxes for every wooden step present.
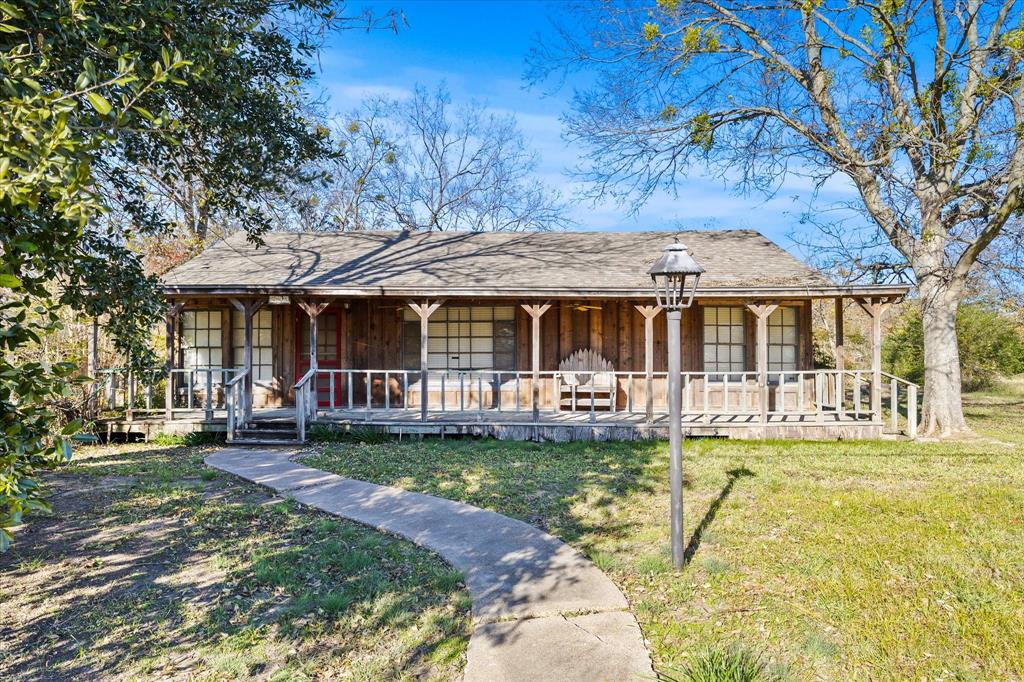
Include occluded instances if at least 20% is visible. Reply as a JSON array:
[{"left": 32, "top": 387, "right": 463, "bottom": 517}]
[
  {"left": 238, "top": 428, "right": 297, "bottom": 438},
  {"left": 229, "top": 437, "right": 302, "bottom": 446}
]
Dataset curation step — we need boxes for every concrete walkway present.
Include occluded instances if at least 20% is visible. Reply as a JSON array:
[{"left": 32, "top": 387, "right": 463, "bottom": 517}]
[{"left": 205, "top": 447, "right": 652, "bottom": 681}]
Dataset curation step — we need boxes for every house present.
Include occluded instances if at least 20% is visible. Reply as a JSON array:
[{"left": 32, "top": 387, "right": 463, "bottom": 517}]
[{"left": 101, "top": 229, "right": 916, "bottom": 442}]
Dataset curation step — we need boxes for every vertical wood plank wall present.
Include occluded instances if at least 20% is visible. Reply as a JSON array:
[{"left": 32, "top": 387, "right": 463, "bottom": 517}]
[{"left": 176, "top": 297, "right": 815, "bottom": 407}]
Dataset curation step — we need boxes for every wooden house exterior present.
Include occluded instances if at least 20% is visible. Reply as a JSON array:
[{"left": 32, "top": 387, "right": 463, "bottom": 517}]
[{"left": 100, "top": 230, "right": 917, "bottom": 442}]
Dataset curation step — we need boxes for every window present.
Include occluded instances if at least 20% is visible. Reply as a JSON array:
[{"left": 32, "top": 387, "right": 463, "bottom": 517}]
[
  {"left": 403, "top": 306, "right": 515, "bottom": 372},
  {"left": 232, "top": 308, "right": 273, "bottom": 383},
  {"left": 767, "top": 306, "right": 799, "bottom": 372},
  {"left": 299, "top": 314, "right": 338, "bottom": 362},
  {"left": 181, "top": 310, "right": 223, "bottom": 370},
  {"left": 703, "top": 306, "right": 745, "bottom": 377}
]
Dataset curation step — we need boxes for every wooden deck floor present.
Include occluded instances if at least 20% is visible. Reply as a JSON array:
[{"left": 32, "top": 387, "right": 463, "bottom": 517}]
[{"left": 99, "top": 406, "right": 883, "bottom": 441}]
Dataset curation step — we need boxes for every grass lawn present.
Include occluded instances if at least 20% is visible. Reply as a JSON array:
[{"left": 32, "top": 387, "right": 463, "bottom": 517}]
[
  {"left": 307, "top": 393, "right": 1024, "bottom": 681},
  {"left": 0, "top": 442, "right": 470, "bottom": 681}
]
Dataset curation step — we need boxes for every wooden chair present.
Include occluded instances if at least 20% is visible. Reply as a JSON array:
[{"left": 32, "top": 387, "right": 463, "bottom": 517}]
[{"left": 558, "top": 349, "right": 617, "bottom": 411}]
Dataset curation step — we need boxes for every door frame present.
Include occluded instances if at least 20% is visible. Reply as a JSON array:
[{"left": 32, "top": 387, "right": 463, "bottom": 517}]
[{"left": 295, "top": 307, "right": 343, "bottom": 407}]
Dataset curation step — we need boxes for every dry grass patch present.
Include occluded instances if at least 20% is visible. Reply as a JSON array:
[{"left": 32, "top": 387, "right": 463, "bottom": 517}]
[{"left": 0, "top": 443, "right": 470, "bottom": 681}]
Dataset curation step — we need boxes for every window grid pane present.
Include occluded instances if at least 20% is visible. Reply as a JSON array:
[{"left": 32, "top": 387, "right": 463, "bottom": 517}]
[
  {"left": 403, "top": 306, "right": 515, "bottom": 372},
  {"left": 767, "top": 306, "right": 799, "bottom": 373},
  {"left": 702, "top": 306, "right": 745, "bottom": 376},
  {"left": 232, "top": 309, "right": 273, "bottom": 382},
  {"left": 181, "top": 310, "right": 224, "bottom": 371}
]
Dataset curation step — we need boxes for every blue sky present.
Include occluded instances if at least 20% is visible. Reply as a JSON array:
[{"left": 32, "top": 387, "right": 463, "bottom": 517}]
[{"left": 315, "top": 1, "right": 860, "bottom": 248}]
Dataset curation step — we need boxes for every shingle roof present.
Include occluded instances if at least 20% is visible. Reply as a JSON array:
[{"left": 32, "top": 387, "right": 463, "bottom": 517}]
[{"left": 161, "top": 229, "right": 839, "bottom": 297}]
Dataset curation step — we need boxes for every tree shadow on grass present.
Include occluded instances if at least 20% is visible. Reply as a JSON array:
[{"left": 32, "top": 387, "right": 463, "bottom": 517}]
[
  {"left": 306, "top": 437, "right": 664, "bottom": 547},
  {"left": 0, "top": 444, "right": 469, "bottom": 681},
  {"left": 683, "top": 467, "right": 755, "bottom": 566}
]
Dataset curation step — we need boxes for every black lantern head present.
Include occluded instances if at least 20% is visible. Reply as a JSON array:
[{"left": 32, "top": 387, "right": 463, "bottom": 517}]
[{"left": 649, "top": 243, "right": 704, "bottom": 311}]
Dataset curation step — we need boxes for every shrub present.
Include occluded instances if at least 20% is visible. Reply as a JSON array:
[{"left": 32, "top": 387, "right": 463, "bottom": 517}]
[
  {"left": 309, "top": 424, "right": 391, "bottom": 444},
  {"left": 149, "top": 431, "right": 225, "bottom": 447},
  {"left": 883, "top": 302, "right": 1024, "bottom": 391}
]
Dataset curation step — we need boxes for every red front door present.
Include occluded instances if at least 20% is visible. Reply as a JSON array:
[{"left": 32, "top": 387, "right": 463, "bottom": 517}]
[{"left": 295, "top": 309, "right": 343, "bottom": 407}]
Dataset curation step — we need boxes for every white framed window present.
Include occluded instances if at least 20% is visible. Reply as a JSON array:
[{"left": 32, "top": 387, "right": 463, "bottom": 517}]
[
  {"left": 232, "top": 308, "right": 273, "bottom": 383},
  {"left": 768, "top": 306, "right": 799, "bottom": 373},
  {"left": 181, "top": 310, "right": 223, "bottom": 370},
  {"left": 703, "top": 306, "right": 746, "bottom": 378},
  {"left": 403, "top": 305, "right": 516, "bottom": 372}
]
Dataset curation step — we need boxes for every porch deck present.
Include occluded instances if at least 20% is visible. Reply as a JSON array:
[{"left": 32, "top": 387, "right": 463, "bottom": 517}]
[{"left": 100, "top": 404, "right": 885, "bottom": 441}]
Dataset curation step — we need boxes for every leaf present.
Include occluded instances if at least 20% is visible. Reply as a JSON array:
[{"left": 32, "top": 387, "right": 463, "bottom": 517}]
[
  {"left": 61, "top": 419, "right": 83, "bottom": 436},
  {"left": 0, "top": 274, "right": 22, "bottom": 288},
  {"left": 0, "top": 1, "right": 24, "bottom": 18},
  {"left": 86, "top": 91, "right": 112, "bottom": 115}
]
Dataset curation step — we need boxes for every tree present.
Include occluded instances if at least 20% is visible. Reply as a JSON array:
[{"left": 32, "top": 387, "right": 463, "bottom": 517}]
[
  {"left": 884, "top": 301, "right": 1024, "bottom": 391},
  {"left": 292, "top": 84, "right": 570, "bottom": 232},
  {"left": 0, "top": 0, "right": 393, "bottom": 548},
  {"left": 530, "top": 0, "right": 1024, "bottom": 437}
]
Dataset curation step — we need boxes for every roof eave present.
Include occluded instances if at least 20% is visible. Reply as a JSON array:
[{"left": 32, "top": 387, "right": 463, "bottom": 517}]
[{"left": 161, "top": 283, "right": 912, "bottom": 300}]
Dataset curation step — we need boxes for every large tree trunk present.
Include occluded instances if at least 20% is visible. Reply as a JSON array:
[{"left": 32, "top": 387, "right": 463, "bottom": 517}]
[{"left": 918, "top": 275, "right": 971, "bottom": 437}]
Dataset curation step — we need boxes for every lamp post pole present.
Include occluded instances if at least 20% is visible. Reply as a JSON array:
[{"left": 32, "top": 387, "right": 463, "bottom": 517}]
[
  {"left": 648, "top": 241, "right": 703, "bottom": 572},
  {"left": 666, "top": 308, "right": 684, "bottom": 569}
]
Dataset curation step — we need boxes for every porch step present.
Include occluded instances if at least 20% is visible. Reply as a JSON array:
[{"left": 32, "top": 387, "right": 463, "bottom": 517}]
[
  {"left": 238, "top": 428, "right": 297, "bottom": 438},
  {"left": 232, "top": 423, "right": 301, "bottom": 446},
  {"left": 230, "top": 438, "right": 303, "bottom": 446}
]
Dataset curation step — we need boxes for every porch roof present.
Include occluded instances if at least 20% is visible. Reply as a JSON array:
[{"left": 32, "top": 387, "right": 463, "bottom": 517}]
[{"left": 161, "top": 230, "right": 910, "bottom": 299}]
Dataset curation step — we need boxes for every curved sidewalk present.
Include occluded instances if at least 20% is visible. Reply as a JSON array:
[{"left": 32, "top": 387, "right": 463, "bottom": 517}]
[{"left": 206, "top": 447, "right": 653, "bottom": 682}]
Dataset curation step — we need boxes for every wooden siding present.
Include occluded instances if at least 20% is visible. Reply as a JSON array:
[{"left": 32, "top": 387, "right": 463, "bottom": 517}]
[{"left": 173, "top": 296, "right": 817, "bottom": 407}]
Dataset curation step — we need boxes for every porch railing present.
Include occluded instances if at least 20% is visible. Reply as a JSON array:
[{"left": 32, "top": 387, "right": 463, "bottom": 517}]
[
  {"left": 224, "top": 368, "right": 248, "bottom": 442},
  {"left": 91, "top": 367, "right": 242, "bottom": 420},
  {"left": 295, "top": 368, "right": 919, "bottom": 435}
]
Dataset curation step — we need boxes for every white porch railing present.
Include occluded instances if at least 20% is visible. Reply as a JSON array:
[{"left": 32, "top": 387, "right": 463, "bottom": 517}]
[
  {"left": 294, "top": 368, "right": 919, "bottom": 436},
  {"left": 91, "top": 367, "right": 243, "bottom": 420},
  {"left": 224, "top": 368, "right": 248, "bottom": 442}
]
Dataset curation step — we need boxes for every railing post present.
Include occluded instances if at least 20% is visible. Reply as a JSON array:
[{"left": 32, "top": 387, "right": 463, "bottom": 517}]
[
  {"left": 126, "top": 368, "right": 136, "bottom": 422},
  {"left": 890, "top": 378, "right": 898, "bottom": 432},
  {"left": 297, "top": 387, "right": 305, "bottom": 443},
  {"left": 907, "top": 384, "right": 918, "bottom": 439},
  {"left": 815, "top": 372, "right": 824, "bottom": 423},
  {"left": 205, "top": 370, "right": 214, "bottom": 422},
  {"left": 226, "top": 382, "right": 235, "bottom": 442}
]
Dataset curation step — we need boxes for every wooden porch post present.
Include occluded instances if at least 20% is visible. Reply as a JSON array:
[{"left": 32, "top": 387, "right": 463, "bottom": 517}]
[
  {"left": 229, "top": 298, "right": 266, "bottom": 425},
  {"left": 521, "top": 304, "right": 552, "bottom": 422},
  {"left": 408, "top": 300, "right": 443, "bottom": 421},
  {"left": 87, "top": 317, "right": 99, "bottom": 420},
  {"left": 296, "top": 299, "right": 330, "bottom": 368},
  {"left": 856, "top": 297, "right": 893, "bottom": 423},
  {"left": 747, "top": 303, "right": 779, "bottom": 424},
  {"left": 635, "top": 305, "right": 662, "bottom": 423},
  {"left": 164, "top": 301, "right": 185, "bottom": 421},
  {"left": 834, "top": 298, "right": 845, "bottom": 372}
]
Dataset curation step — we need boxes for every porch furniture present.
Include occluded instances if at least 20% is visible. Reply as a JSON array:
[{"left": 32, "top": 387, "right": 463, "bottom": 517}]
[{"left": 558, "top": 349, "right": 617, "bottom": 411}]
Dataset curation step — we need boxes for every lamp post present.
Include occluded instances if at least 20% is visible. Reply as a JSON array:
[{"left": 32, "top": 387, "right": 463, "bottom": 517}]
[{"left": 649, "top": 243, "right": 704, "bottom": 569}]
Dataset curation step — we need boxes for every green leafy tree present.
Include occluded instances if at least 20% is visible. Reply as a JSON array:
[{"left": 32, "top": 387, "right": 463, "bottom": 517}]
[
  {"left": 0, "top": 0, "right": 394, "bottom": 549},
  {"left": 531, "top": 0, "right": 1024, "bottom": 437},
  {"left": 884, "top": 302, "right": 1024, "bottom": 391}
]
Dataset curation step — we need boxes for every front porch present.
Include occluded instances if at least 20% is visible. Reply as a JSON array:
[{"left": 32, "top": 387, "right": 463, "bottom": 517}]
[{"left": 94, "top": 366, "right": 917, "bottom": 442}]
